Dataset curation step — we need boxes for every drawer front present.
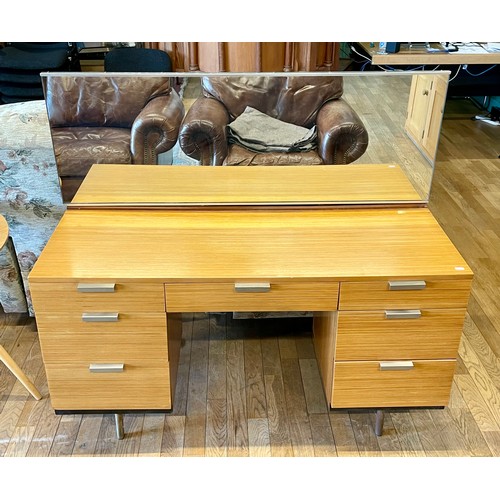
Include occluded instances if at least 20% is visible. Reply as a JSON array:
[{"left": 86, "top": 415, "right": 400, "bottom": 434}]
[
  {"left": 336, "top": 309, "right": 466, "bottom": 361},
  {"left": 165, "top": 281, "right": 339, "bottom": 312},
  {"left": 331, "top": 360, "right": 456, "bottom": 408},
  {"left": 339, "top": 279, "right": 472, "bottom": 310},
  {"left": 30, "top": 281, "right": 165, "bottom": 313},
  {"left": 45, "top": 360, "right": 172, "bottom": 410},
  {"left": 37, "top": 312, "right": 168, "bottom": 363}
]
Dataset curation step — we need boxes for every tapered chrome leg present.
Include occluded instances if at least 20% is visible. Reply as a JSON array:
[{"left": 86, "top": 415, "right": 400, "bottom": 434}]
[
  {"left": 115, "top": 413, "right": 124, "bottom": 440},
  {"left": 375, "top": 410, "right": 384, "bottom": 436}
]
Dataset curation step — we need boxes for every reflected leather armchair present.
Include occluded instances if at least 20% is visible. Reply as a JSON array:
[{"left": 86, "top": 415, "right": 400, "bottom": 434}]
[
  {"left": 179, "top": 75, "right": 368, "bottom": 166},
  {"left": 44, "top": 75, "right": 185, "bottom": 201}
]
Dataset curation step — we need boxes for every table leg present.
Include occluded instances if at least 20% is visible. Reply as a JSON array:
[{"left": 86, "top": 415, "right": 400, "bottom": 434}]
[
  {"left": 375, "top": 409, "right": 385, "bottom": 436},
  {"left": 115, "top": 413, "right": 124, "bottom": 440}
]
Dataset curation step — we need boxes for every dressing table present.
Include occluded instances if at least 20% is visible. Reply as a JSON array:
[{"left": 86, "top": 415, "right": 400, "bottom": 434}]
[{"left": 28, "top": 163, "right": 473, "bottom": 438}]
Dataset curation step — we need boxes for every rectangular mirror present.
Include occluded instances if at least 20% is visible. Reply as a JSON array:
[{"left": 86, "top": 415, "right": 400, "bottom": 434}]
[{"left": 41, "top": 70, "right": 450, "bottom": 206}]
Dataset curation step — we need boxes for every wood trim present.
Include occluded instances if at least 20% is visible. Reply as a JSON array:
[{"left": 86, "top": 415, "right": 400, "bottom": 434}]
[
  {"left": 312, "top": 311, "right": 338, "bottom": 406},
  {"left": 218, "top": 42, "right": 225, "bottom": 72},
  {"left": 296, "top": 42, "right": 314, "bottom": 71},
  {"left": 188, "top": 42, "right": 199, "bottom": 71},
  {"left": 324, "top": 42, "right": 334, "bottom": 70},
  {"left": 167, "top": 312, "right": 184, "bottom": 406},
  {"left": 255, "top": 42, "right": 262, "bottom": 72},
  {"left": 284, "top": 42, "right": 293, "bottom": 71},
  {"left": 332, "top": 43, "right": 340, "bottom": 70}
]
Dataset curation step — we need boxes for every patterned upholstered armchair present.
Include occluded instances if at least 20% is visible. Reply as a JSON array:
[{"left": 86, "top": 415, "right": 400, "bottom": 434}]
[{"left": 0, "top": 100, "right": 65, "bottom": 315}]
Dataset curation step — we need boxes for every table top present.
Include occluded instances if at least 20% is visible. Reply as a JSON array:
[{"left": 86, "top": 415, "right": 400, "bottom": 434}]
[
  {"left": 357, "top": 42, "right": 500, "bottom": 66},
  {"left": 30, "top": 164, "right": 472, "bottom": 283},
  {"left": 71, "top": 163, "right": 424, "bottom": 207},
  {"left": 0, "top": 215, "right": 8, "bottom": 249},
  {"left": 29, "top": 207, "right": 472, "bottom": 283}
]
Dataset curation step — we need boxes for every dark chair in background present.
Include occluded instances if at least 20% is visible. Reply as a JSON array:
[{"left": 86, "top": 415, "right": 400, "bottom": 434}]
[
  {"left": 44, "top": 74, "right": 185, "bottom": 202},
  {"left": 0, "top": 43, "right": 77, "bottom": 104},
  {"left": 179, "top": 75, "right": 369, "bottom": 166},
  {"left": 104, "top": 47, "right": 173, "bottom": 72}
]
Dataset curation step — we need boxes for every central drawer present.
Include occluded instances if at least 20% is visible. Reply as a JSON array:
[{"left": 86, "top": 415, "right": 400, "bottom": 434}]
[{"left": 165, "top": 281, "right": 339, "bottom": 312}]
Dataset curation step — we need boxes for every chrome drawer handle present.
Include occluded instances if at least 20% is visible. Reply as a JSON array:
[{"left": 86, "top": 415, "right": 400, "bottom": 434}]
[
  {"left": 89, "top": 363, "right": 124, "bottom": 373},
  {"left": 82, "top": 312, "right": 119, "bottom": 322},
  {"left": 234, "top": 282, "right": 271, "bottom": 293},
  {"left": 388, "top": 280, "right": 426, "bottom": 290},
  {"left": 379, "top": 361, "right": 415, "bottom": 371},
  {"left": 77, "top": 283, "right": 116, "bottom": 293},
  {"left": 385, "top": 309, "right": 421, "bottom": 319}
]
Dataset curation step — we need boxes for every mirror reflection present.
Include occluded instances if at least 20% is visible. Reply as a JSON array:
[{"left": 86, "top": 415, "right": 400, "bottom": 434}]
[{"left": 41, "top": 71, "right": 449, "bottom": 205}]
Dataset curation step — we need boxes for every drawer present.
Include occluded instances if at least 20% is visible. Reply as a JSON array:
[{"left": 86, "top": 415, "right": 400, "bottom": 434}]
[
  {"left": 165, "top": 281, "right": 339, "bottom": 312},
  {"left": 45, "top": 359, "right": 172, "bottom": 410},
  {"left": 30, "top": 281, "right": 165, "bottom": 313},
  {"left": 339, "top": 279, "right": 471, "bottom": 310},
  {"left": 36, "top": 312, "right": 168, "bottom": 363},
  {"left": 336, "top": 309, "right": 466, "bottom": 361},
  {"left": 331, "top": 359, "right": 456, "bottom": 408}
]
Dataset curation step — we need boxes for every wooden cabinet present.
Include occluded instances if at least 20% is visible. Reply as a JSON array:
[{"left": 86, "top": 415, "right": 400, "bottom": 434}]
[
  {"left": 144, "top": 42, "right": 340, "bottom": 72},
  {"left": 405, "top": 73, "right": 448, "bottom": 163},
  {"left": 314, "top": 278, "right": 471, "bottom": 409},
  {"left": 30, "top": 281, "right": 181, "bottom": 412}
]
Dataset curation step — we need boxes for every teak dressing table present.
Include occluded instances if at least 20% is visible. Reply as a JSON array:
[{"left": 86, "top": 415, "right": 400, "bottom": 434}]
[{"left": 29, "top": 164, "right": 473, "bottom": 439}]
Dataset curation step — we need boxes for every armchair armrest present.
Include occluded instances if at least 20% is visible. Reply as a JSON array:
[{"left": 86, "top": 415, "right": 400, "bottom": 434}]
[
  {"left": 316, "top": 99, "right": 369, "bottom": 164},
  {"left": 178, "top": 97, "right": 230, "bottom": 165},
  {"left": 131, "top": 89, "right": 185, "bottom": 164}
]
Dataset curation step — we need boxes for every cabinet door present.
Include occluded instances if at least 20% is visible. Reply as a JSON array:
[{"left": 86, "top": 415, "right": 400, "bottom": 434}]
[
  {"left": 421, "top": 74, "right": 448, "bottom": 161},
  {"left": 405, "top": 74, "right": 447, "bottom": 163},
  {"left": 405, "top": 74, "right": 433, "bottom": 142}
]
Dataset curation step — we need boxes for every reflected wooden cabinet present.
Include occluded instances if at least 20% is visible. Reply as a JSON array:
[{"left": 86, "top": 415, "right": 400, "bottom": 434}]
[
  {"left": 405, "top": 73, "right": 448, "bottom": 163},
  {"left": 144, "top": 42, "right": 340, "bottom": 72}
]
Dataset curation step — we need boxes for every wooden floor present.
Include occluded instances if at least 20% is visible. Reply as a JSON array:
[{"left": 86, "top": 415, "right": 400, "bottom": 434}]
[{"left": 1, "top": 99, "right": 500, "bottom": 462}]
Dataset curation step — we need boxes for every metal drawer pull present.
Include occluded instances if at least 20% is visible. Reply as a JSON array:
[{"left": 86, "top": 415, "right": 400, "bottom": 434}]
[
  {"left": 89, "top": 363, "right": 124, "bottom": 373},
  {"left": 234, "top": 282, "right": 271, "bottom": 293},
  {"left": 385, "top": 309, "right": 422, "bottom": 319},
  {"left": 82, "top": 312, "right": 119, "bottom": 322},
  {"left": 388, "top": 280, "right": 426, "bottom": 290},
  {"left": 77, "top": 283, "right": 116, "bottom": 293},
  {"left": 379, "top": 361, "right": 415, "bottom": 371}
]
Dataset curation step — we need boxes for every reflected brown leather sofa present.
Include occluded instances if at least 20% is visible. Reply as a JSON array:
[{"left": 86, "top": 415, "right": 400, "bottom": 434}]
[
  {"left": 44, "top": 75, "right": 185, "bottom": 201},
  {"left": 179, "top": 75, "right": 368, "bottom": 166}
]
